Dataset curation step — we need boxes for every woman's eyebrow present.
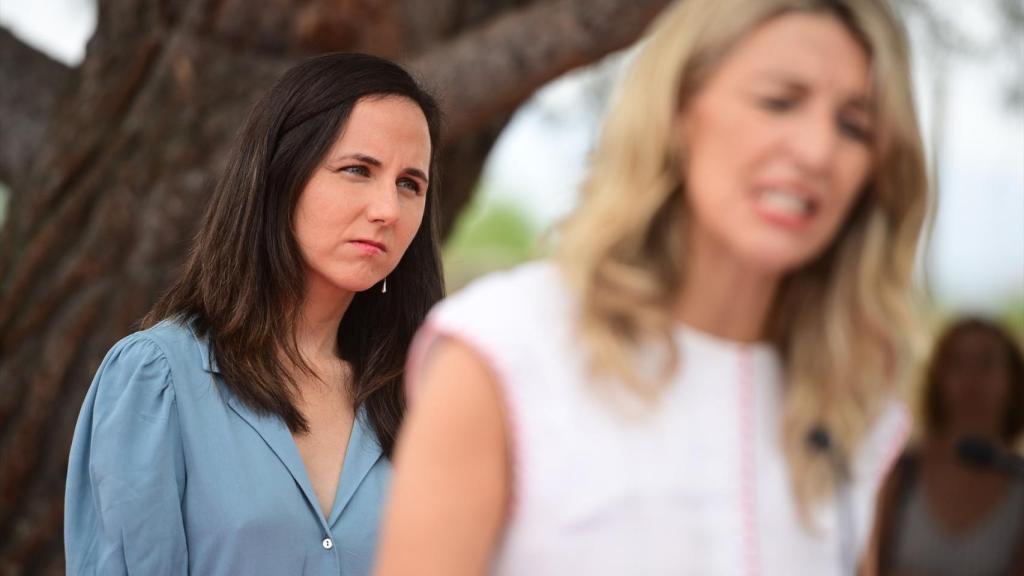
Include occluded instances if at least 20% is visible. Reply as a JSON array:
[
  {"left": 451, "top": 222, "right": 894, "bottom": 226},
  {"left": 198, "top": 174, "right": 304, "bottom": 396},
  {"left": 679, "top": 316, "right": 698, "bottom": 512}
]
[
  {"left": 402, "top": 167, "right": 428, "bottom": 182},
  {"left": 336, "top": 152, "right": 382, "bottom": 166}
]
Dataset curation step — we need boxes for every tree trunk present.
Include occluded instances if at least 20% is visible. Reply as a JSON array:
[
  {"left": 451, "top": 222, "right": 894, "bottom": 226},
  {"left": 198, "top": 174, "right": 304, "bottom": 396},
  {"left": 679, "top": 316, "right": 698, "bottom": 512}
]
[{"left": 0, "top": 0, "right": 670, "bottom": 572}]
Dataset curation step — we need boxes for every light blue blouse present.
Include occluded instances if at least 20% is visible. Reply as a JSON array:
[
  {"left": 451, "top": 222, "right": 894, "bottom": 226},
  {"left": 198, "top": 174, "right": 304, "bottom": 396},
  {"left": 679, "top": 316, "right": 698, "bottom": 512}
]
[{"left": 65, "top": 320, "right": 390, "bottom": 575}]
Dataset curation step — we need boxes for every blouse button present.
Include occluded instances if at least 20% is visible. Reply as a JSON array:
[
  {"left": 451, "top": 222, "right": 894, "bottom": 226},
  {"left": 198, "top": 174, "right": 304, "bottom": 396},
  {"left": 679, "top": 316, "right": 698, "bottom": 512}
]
[{"left": 322, "top": 538, "right": 334, "bottom": 550}]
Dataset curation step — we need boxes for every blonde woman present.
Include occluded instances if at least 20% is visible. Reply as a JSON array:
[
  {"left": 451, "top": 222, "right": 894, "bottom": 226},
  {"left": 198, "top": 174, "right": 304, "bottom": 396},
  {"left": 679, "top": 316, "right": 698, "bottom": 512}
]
[{"left": 377, "top": 0, "right": 928, "bottom": 574}]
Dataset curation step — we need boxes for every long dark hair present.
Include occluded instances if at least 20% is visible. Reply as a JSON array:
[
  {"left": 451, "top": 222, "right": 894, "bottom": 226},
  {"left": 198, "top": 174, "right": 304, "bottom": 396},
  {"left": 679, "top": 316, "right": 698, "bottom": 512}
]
[
  {"left": 923, "top": 317, "right": 1024, "bottom": 443},
  {"left": 145, "top": 52, "right": 445, "bottom": 456}
]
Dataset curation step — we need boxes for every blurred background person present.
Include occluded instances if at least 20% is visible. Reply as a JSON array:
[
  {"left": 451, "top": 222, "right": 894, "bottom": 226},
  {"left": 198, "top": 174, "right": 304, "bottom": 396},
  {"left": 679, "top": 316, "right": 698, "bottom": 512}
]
[
  {"left": 870, "top": 317, "right": 1024, "bottom": 576},
  {"left": 64, "top": 53, "right": 444, "bottom": 575},
  {"left": 376, "top": 0, "right": 928, "bottom": 574}
]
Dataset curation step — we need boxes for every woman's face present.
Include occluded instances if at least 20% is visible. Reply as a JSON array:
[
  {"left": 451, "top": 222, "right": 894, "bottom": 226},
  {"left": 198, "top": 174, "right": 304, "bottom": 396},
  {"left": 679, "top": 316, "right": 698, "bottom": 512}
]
[
  {"left": 940, "top": 328, "right": 1012, "bottom": 435},
  {"left": 294, "top": 96, "right": 431, "bottom": 296},
  {"left": 679, "top": 12, "right": 875, "bottom": 275}
]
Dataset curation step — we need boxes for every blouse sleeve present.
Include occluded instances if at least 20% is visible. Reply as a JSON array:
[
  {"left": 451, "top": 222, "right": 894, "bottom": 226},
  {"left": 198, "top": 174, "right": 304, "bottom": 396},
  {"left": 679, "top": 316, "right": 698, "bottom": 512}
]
[{"left": 65, "top": 334, "right": 188, "bottom": 575}]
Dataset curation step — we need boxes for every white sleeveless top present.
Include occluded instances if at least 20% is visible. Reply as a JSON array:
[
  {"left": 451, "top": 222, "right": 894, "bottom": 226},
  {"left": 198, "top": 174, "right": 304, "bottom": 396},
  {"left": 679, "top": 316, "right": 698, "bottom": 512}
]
[{"left": 407, "top": 261, "right": 909, "bottom": 576}]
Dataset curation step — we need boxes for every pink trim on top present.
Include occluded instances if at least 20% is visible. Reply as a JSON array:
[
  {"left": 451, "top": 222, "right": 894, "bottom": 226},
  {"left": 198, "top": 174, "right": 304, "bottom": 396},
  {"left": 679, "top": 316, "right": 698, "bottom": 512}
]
[
  {"left": 403, "top": 318, "right": 525, "bottom": 520},
  {"left": 738, "top": 348, "right": 762, "bottom": 576},
  {"left": 403, "top": 317, "right": 440, "bottom": 401}
]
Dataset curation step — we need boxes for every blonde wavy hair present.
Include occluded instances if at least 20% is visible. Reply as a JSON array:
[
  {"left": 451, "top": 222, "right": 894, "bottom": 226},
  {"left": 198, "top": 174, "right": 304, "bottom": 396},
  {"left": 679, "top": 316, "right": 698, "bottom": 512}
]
[{"left": 556, "top": 0, "right": 928, "bottom": 512}]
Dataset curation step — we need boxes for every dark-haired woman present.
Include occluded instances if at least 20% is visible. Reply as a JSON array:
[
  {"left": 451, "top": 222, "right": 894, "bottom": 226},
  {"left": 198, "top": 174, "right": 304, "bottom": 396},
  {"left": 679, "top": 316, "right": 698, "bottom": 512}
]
[
  {"left": 869, "top": 317, "right": 1024, "bottom": 576},
  {"left": 64, "top": 52, "right": 444, "bottom": 575}
]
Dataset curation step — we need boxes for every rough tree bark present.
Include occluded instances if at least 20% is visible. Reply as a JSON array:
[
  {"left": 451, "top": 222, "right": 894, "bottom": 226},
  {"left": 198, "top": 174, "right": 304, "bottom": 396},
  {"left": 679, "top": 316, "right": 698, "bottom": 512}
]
[{"left": 0, "top": 0, "right": 671, "bottom": 573}]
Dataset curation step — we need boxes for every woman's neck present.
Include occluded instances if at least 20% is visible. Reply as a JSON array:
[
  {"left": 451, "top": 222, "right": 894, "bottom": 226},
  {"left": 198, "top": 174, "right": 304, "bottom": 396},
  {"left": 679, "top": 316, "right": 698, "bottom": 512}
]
[
  {"left": 294, "top": 273, "right": 355, "bottom": 368},
  {"left": 675, "top": 231, "right": 780, "bottom": 343},
  {"left": 923, "top": 429, "right": 1010, "bottom": 492},
  {"left": 929, "top": 426, "right": 1006, "bottom": 454}
]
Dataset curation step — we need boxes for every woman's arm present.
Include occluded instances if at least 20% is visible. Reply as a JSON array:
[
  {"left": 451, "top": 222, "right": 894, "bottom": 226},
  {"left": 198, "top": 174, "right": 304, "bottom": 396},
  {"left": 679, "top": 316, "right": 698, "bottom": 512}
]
[
  {"left": 65, "top": 335, "right": 188, "bottom": 575},
  {"left": 375, "top": 338, "right": 510, "bottom": 576}
]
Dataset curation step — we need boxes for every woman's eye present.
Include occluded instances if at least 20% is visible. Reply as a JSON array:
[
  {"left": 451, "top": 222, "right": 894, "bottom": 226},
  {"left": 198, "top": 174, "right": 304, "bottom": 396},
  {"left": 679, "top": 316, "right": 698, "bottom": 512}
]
[
  {"left": 398, "top": 178, "right": 422, "bottom": 194},
  {"left": 838, "top": 117, "right": 873, "bottom": 144},
  {"left": 759, "top": 96, "right": 796, "bottom": 112},
  {"left": 340, "top": 165, "right": 370, "bottom": 177}
]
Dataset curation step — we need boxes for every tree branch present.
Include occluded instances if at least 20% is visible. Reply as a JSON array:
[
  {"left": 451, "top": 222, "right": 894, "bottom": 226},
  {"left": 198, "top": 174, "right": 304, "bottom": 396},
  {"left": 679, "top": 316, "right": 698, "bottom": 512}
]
[
  {"left": 407, "top": 0, "right": 672, "bottom": 144},
  {"left": 0, "top": 27, "right": 73, "bottom": 188}
]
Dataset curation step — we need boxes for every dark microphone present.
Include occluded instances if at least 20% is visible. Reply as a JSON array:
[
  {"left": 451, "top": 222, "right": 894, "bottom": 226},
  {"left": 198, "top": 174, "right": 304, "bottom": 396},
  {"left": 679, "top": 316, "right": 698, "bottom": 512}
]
[
  {"left": 956, "top": 435, "right": 1024, "bottom": 477},
  {"left": 807, "top": 424, "right": 857, "bottom": 576}
]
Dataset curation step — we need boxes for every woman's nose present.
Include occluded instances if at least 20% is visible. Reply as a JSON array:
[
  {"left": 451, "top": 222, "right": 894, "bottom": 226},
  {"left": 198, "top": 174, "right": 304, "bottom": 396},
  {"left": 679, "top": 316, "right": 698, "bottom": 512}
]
[
  {"left": 789, "top": 109, "right": 840, "bottom": 178},
  {"left": 366, "top": 184, "right": 400, "bottom": 225}
]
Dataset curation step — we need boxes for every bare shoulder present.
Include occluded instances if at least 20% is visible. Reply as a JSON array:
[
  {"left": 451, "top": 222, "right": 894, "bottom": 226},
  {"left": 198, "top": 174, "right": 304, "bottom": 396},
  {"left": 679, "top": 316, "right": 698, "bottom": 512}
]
[
  {"left": 415, "top": 335, "right": 504, "bottom": 407},
  {"left": 375, "top": 337, "right": 510, "bottom": 576},
  {"left": 398, "top": 335, "right": 510, "bottom": 490}
]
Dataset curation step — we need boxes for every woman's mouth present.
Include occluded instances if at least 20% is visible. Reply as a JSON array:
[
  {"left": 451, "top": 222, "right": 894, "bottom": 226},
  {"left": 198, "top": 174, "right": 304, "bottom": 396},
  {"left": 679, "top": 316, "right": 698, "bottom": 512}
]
[
  {"left": 350, "top": 239, "right": 386, "bottom": 254},
  {"left": 754, "top": 187, "right": 818, "bottom": 229}
]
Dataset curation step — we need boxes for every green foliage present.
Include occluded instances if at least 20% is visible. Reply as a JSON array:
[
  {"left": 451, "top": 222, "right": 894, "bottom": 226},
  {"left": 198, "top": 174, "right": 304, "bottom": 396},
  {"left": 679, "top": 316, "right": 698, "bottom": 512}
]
[
  {"left": 924, "top": 294, "right": 1024, "bottom": 339},
  {"left": 443, "top": 191, "right": 542, "bottom": 291},
  {"left": 1001, "top": 295, "right": 1024, "bottom": 338}
]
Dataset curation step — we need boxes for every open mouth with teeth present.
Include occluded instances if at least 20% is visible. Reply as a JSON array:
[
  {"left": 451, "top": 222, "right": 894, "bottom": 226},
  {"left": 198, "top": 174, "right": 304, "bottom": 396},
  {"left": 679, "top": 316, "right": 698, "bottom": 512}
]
[{"left": 755, "top": 188, "right": 818, "bottom": 226}]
